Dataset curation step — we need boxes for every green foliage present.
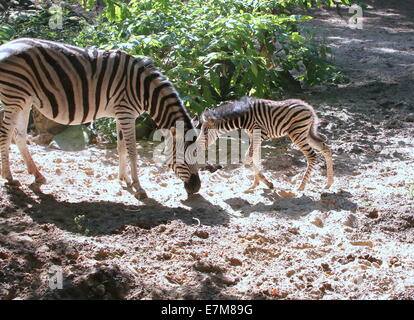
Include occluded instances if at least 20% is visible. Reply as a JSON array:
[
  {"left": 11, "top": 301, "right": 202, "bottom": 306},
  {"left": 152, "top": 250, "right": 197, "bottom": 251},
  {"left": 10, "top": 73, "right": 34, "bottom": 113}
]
[
  {"left": 241, "top": 0, "right": 352, "bottom": 14},
  {"left": 0, "top": 24, "right": 14, "bottom": 44},
  {"left": 91, "top": 117, "right": 117, "bottom": 144},
  {"left": 90, "top": 113, "right": 156, "bottom": 144},
  {"left": 0, "top": 1, "right": 86, "bottom": 43},
  {"left": 1, "top": 0, "right": 353, "bottom": 140},
  {"left": 77, "top": 0, "right": 347, "bottom": 116}
]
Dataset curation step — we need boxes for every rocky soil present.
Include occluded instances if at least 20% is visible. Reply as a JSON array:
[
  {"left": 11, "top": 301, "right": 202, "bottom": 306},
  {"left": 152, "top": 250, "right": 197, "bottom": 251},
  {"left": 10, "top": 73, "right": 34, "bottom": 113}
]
[{"left": 1, "top": 0, "right": 413, "bottom": 300}]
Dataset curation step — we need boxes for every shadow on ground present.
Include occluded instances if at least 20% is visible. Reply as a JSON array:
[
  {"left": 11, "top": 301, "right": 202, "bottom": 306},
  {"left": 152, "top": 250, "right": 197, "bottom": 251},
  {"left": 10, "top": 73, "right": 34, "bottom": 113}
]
[
  {"left": 225, "top": 190, "right": 357, "bottom": 218},
  {"left": 3, "top": 184, "right": 230, "bottom": 236}
]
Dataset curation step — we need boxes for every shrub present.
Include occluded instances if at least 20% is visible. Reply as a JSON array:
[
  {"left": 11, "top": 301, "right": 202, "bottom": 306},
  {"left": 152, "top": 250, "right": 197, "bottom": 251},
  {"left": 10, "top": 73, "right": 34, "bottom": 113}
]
[
  {"left": 1, "top": 0, "right": 353, "bottom": 141},
  {"left": 76, "top": 0, "right": 349, "bottom": 115},
  {"left": 0, "top": 0, "right": 89, "bottom": 44}
]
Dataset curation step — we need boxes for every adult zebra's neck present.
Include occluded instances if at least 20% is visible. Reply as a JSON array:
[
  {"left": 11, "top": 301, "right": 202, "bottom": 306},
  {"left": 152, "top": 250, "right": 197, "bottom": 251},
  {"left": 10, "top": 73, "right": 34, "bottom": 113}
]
[{"left": 127, "top": 56, "right": 194, "bottom": 133}]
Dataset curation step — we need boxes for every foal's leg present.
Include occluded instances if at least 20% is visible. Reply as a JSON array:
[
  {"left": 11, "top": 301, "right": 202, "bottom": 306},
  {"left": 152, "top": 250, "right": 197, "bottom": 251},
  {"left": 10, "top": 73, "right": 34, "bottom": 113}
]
[
  {"left": 308, "top": 136, "right": 334, "bottom": 189},
  {"left": 289, "top": 133, "right": 318, "bottom": 191},
  {"left": 246, "top": 131, "right": 273, "bottom": 189},
  {"left": 322, "top": 146, "right": 334, "bottom": 189}
]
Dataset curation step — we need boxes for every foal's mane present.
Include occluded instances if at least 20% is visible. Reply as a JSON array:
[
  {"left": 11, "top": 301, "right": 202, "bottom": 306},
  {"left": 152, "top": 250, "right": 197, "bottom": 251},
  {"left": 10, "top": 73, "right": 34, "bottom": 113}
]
[{"left": 203, "top": 96, "right": 255, "bottom": 122}]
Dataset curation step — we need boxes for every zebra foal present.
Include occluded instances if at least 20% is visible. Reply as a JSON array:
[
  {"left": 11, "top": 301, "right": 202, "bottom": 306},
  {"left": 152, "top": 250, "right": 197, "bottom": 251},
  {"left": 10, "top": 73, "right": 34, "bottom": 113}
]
[
  {"left": 196, "top": 97, "right": 334, "bottom": 191},
  {"left": 0, "top": 38, "right": 201, "bottom": 198}
]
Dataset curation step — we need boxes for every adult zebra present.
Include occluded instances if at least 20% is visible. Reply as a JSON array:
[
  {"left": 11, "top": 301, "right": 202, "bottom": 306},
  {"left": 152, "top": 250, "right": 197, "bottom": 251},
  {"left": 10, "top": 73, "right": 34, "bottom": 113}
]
[{"left": 0, "top": 38, "right": 200, "bottom": 199}]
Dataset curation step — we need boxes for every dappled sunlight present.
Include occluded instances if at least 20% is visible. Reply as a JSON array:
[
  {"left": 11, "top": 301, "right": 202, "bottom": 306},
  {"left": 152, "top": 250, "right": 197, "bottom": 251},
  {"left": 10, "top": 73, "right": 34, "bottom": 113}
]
[
  {"left": 1, "top": 0, "right": 414, "bottom": 301},
  {"left": 371, "top": 47, "right": 414, "bottom": 56}
]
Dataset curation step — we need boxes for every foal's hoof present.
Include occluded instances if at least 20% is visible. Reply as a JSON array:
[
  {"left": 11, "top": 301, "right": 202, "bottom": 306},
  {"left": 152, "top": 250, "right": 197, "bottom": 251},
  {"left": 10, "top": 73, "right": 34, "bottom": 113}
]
[
  {"left": 324, "top": 179, "right": 333, "bottom": 189},
  {"left": 249, "top": 184, "right": 258, "bottom": 190},
  {"left": 134, "top": 190, "right": 148, "bottom": 200},
  {"left": 297, "top": 185, "right": 305, "bottom": 191}
]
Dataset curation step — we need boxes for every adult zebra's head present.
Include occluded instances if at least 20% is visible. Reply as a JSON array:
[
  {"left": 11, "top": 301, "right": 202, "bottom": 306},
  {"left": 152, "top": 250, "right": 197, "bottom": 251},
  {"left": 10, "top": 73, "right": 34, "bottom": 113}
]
[
  {"left": 166, "top": 123, "right": 201, "bottom": 195},
  {"left": 133, "top": 57, "right": 201, "bottom": 194},
  {"left": 173, "top": 162, "right": 201, "bottom": 195}
]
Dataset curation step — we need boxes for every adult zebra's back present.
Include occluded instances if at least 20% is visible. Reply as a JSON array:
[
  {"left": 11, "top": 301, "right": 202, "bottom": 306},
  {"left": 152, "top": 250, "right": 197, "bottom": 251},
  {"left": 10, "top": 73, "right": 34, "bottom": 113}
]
[{"left": 0, "top": 38, "right": 200, "bottom": 198}]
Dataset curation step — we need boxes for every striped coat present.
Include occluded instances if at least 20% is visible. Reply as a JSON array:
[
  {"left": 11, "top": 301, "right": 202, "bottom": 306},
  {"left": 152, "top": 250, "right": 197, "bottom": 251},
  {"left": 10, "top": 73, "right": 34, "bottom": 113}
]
[
  {"left": 197, "top": 97, "right": 334, "bottom": 191},
  {"left": 0, "top": 38, "right": 200, "bottom": 198}
]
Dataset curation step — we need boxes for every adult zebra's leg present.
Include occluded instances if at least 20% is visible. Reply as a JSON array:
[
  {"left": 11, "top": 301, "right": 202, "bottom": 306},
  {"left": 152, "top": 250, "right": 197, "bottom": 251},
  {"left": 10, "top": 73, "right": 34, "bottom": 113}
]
[
  {"left": 116, "top": 116, "right": 147, "bottom": 199},
  {"left": 14, "top": 108, "right": 46, "bottom": 184},
  {"left": 246, "top": 131, "right": 273, "bottom": 189},
  {"left": 0, "top": 107, "right": 20, "bottom": 184},
  {"left": 116, "top": 119, "right": 131, "bottom": 187}
]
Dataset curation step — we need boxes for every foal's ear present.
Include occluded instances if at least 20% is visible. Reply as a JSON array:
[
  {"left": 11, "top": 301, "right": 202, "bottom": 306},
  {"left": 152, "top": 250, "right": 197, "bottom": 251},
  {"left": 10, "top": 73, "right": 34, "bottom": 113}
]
[{"left": 201, "top": 110, "right": 215, "bottom": 125}]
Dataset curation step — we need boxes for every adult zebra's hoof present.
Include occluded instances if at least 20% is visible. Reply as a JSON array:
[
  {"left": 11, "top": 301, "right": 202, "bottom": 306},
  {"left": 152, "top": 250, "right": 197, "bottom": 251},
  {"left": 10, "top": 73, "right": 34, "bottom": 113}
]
[
  {"left": 34, "top": 175, "right": 47, "bottom": 185},
  {"left": 184, "top": 174, "right": 201, "bottom": 195},
  {"left": 5, "top": 179, "right": 20, "bottom": 186}
]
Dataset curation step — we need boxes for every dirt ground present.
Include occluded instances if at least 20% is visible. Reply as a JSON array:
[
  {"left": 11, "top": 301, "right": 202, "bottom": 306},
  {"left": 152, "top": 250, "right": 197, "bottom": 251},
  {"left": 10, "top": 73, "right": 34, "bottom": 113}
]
[{"left": 1, "top": 0, "right": 413, "bottom": 300}]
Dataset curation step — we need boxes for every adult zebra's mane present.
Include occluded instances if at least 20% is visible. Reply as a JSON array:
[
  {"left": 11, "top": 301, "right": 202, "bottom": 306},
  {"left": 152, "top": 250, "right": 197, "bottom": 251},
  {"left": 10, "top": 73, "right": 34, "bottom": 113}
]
[{"left": 132, "top": 56, "right": 194, "bottom": 132}]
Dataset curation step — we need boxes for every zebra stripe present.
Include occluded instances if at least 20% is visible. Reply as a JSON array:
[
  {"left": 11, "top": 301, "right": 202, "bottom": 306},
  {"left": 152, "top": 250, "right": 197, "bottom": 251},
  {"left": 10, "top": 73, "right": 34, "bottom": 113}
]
[
  {"left": 0, "top": 38, "right": 200, "bottom": 197},
  {"left": 197, "top": 97, "right": 333, "bottom": 191}
]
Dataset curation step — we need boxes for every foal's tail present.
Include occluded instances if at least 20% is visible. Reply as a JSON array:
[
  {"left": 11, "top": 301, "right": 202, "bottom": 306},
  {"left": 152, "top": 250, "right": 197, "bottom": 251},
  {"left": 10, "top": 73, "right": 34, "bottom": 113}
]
[
  {"left": 304, "top": 102, "right": 326, "bottom": 144},
  {"left": 309, "top": 119, "right": 326, "bottom": 143}
]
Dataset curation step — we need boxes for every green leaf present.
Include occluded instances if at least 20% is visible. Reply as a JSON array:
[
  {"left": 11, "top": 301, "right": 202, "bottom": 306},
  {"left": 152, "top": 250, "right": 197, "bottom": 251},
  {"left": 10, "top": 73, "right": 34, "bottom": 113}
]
[
  {"left": 250, "top": 60, "right": 258, "bottom": 77},
  {"left": 0, "top": 25, "right": 15, "bottom": 43}
]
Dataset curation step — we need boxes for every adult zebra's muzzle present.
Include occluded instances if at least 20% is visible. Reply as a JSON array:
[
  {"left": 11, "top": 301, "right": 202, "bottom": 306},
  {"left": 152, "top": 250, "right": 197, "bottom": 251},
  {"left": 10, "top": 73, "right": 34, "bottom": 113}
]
[{"left": 184, "top": 174, "right": 201, "bottom": 194}]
